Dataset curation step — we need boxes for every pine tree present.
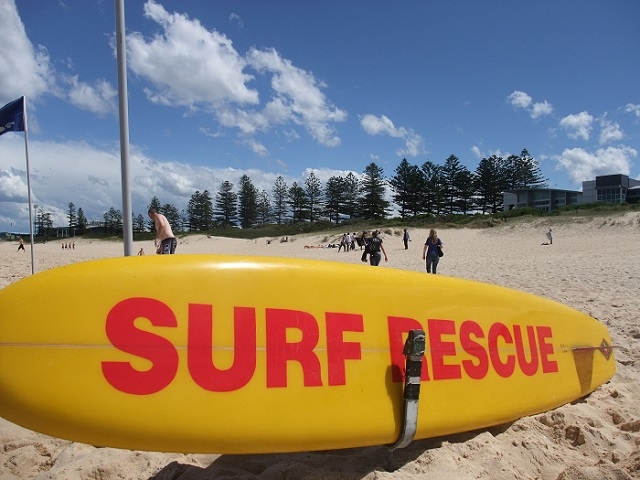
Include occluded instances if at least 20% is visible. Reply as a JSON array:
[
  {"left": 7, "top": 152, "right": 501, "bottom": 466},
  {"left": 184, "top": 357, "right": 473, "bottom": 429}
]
[
  {"left": 304, "top": 171, "right": 322, "bottom": 222},
  {"left": 323, "top": 175, "right": 347, "bottom": 223},
  {"left": 103, "top": 207, "right": 123, "bottom": 235},
  {"left": 343, "top": 172, "right": 362, "bottom": 219},
  {"left": 421, "top": 161, "right": 445, "bottom": 215},
  {"left": 76, "top": 208, "right": 87, "bottom": 234},
  {"left": 475, "top": 155, "right": 508, "bottom": 213},
  {"left": 389, "top": 158, "right": 424, "bottom": 218},
  {"left": 442, "top": 155, "right": 465, "bottom": 214},
  {"left": 67, "top": 202, "right": 77, "bottom": 232},
  {"left": 510, "top": 148, "right": 547, "bottom": 189},
  {"left": 360, "top": 163, "right": 389, "bottom": 220},
  {"left": 215, "top": 180, "right": 238, "bottom": 227},
  {"left": 271, "top": 176, "right": 288, "bottom": 224},
  {"left": 256, "top": 190, "right": 272, "bottom": 225},
  {"left": 187, "top": 190, "right": 213, "bottom": 231},
  {"left": 133, "top": 213, "right": 145, "bottom": 233},
  {"left": 161, "top": 203, "right": 181, "bottom": 231},
  {"left": 455, "top": 169, "right": 477, "bottom": 214},
  {"left": 237, "top": 175, "right": 258, "bottom": 229},
  {"left": 288, "top": 182, "right": 308, "bottom": 223}
]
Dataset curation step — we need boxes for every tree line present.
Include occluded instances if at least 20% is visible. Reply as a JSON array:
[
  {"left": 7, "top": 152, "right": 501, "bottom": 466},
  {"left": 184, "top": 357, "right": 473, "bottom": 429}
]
[
  {"left": 391, "top": 148, "right": 545, "bottom": 217},
  {"left": 36, "top": 148, "right": 545, "bottom": 236}
]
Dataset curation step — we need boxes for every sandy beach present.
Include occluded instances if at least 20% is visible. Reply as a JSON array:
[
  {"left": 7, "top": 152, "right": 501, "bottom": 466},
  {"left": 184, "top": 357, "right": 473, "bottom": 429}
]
[{"left": 1, "top": 213, "right": 639, "bottom": 480}]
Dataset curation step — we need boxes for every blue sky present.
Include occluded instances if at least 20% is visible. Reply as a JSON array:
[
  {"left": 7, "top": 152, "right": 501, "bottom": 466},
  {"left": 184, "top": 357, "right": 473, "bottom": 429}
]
[{"left": 1, "top": 0, "right": 639, "bottom": 232}]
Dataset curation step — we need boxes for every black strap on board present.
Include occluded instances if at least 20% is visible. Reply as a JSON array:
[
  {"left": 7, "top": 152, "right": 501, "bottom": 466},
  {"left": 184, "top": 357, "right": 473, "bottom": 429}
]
[{"left": 390, "top": 328, "right": 425, "bottom": 450}]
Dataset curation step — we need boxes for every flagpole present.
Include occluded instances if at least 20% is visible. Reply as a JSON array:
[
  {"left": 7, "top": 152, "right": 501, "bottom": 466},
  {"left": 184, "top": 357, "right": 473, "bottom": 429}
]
[
  {"left": 115, "top": 0, "right": 133, "bottom": 256},
  {"left": 22, "top": 96, "right": 35, "bottom": 274}
]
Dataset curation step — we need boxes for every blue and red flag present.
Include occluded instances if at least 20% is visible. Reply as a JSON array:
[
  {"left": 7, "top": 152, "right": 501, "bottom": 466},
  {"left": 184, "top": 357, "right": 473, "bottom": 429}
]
[{"left": 0, "top": 97, "right": 25, "bottom": 137}]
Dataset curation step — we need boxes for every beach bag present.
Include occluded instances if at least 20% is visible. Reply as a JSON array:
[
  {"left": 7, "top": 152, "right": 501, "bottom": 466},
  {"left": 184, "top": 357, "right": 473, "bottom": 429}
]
[{"left": 437, "top": 245, "right": 444, "bottom": 257}]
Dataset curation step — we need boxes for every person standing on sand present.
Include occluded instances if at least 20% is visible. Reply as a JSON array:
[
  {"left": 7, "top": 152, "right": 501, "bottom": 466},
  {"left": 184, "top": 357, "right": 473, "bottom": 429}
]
[
  {"left": 422, "top": 229, "right": 443, "bottom": 274},
  {"left": 546, "top": 228, "right": 553, "bottom": 245},
  {"left": 148, "top": 208, "right": 177, "bottom": 254},
  {"left": 368, "top": 230, "right": 388, "bottom": 266},
  {"left": 403, "top": 229, "right": 410, "bottom": 249},
  {"left": 17, "top": 236, "right": 25, "bottom": 252}
]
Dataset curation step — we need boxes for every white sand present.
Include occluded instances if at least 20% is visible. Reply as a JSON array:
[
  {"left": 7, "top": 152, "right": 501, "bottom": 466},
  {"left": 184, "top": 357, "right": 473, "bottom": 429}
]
[{"left": 1, "top": 213, "right": 639, "bottom": 479}]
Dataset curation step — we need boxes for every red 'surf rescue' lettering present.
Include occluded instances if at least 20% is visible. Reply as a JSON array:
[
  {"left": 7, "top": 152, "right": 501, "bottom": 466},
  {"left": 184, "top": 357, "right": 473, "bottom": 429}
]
[
  {"left": 102, "top": 298, "right": 363, "bottom": 395},
  {"left": 102, "top": 298, "right": 559, "bottom": 395}
]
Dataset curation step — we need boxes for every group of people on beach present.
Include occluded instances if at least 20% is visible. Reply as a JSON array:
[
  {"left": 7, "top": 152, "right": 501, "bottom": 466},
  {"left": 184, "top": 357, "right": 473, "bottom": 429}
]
[
  {"left": 146, "top": 206, "right": 447, "bottom": 273},
  {"left": 358, "top": 228, "right": 443, "bottom": 273}
]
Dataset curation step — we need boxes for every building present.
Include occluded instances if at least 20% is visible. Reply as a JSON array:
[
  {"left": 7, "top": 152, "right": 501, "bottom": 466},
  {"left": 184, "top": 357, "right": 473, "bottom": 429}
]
[
  {"left": 503, "top": 174, "right": 640, "bottom": 212},
  {"left": 503, "top": 188, "right": 581, "bottom": 212},
  {"left": 581, "top": 174, "right": 640, "bottom": 204}
]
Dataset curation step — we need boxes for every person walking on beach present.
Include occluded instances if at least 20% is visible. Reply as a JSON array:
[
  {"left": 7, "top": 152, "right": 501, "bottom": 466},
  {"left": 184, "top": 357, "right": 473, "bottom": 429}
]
[
  {"left": 358, "top": 231, "right": 367, "bottom": 250},
  {"left": 368, "top": 230, "right": 388, "bottom": 266},
  {"left": 422, "top": 229, "right": 443, "bottom": 274},
  {"left": 148, "top": 208, "right": 177, "bottom": 254},
  {"left": 403, "top": 229, "right": 410, "bottom": 249},
  {"left": 17, "top": 236, "right": 25, "bottom": 252},
  {"left": 338, "top": 233, "right": 347, "bottom": 252},
  {"left": 546, "top": 228, "right": 553, "bottom": 245}
]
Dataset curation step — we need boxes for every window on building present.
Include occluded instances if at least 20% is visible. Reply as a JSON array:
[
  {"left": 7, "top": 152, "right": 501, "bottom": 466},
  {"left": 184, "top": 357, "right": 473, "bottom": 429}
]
[
  {"left": 532, "top": 190, "right": 549, "bottom": 201},
  {"left": 597, "top": 188, "right": 622, "bottom": 202}
]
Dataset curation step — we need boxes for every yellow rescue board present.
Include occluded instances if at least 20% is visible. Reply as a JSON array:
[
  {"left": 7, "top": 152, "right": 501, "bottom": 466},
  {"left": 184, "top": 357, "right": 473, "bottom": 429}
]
[{"left": 0, "top": 255, "right": 615, "bottom": 454}]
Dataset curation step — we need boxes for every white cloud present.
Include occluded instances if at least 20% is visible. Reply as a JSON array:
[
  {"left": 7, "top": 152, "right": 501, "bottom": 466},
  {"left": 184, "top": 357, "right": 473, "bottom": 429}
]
[
  {"left": 559, "top": 111, "right": 594, "bottom": 141},
  {"left": 599, "top": 119, "right": 623, "bottom": 145},
  {"left": 127, "top": 1, "right": 346, "bottom": 151},
  {"left": 0, "top": 168, "right": 28, "bottom": 202},
  {"left": 198, "top": 127, "right": 224, "bottom": 138},
  {"left": 0, "top": 0, "right": 120, "bottom": 118},
  {"left": 507, "top": 91, "right": 532, "bottom": 109},
  {"left": 360, "top": 114, "right": 425, "bottom": 158},
  {"left": 66, "top": 76, "right": 117, "bottom": 116},
  {"left": 241, "top": 138, "right": 269, "bottom": 157},
  {"left": 0, "top": 136, "right": 355, "bottom": 232},
  {"left": 400, "top": 132, "right": 425, "bottom": 158},
  {"left": 247, "top": 47, "right": 347, "bottom": 147},
  {"left": 507, "top": 91, "right": 553, "bottom": 119},
  {"left": 555, "top": 146, "right": 637, "bottom": 184},
  {"left": 361, "top": 114, "right": 402, "bottom": 137},
  {"left": 470, "top": 146, "right": 482, "bottom": 159},
  {"left": 625, "top": 103, "right": 640, "bottom": 118},
  {"left": 0, "top": 0, "right": 55, "bottom": 102},
  {"left": 128, "top": 1, "right": 258, "bottom": 108},
  {"left": 229, "top": 12, "right": 243, "bottom": 28},
  {"left": 531, "top": 101, "right": 553, "bottom": 119}
]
